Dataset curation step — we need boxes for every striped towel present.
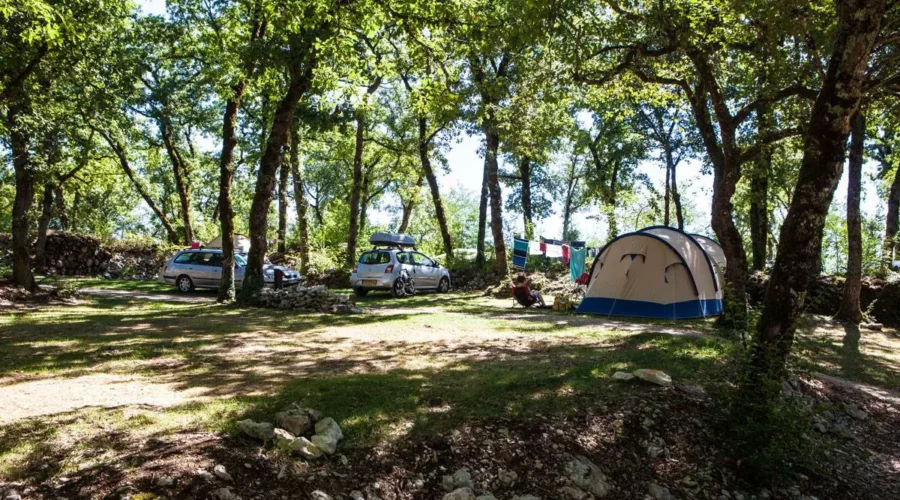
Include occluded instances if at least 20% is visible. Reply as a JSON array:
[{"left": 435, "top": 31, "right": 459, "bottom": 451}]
[{"left": 513, "top": 237, "right": 529, "bottom": 270}]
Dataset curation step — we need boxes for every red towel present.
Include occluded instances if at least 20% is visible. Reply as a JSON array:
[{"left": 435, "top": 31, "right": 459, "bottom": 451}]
[
  {"left": 562, "top": 244, "right": 570, "bottom": 264},
  {"left": 539, "top": 242, "right": 546, "bottom": 253},
  {"left": 575, "top": 272, "right": 590, "bottom": 285}
]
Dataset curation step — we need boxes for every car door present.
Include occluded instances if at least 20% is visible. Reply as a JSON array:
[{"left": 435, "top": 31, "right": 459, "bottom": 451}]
[
  {"left": 411, "top": 252, "right": 438, "bottom": 288},
  {"left": 206, "top": 253, "right": 224, "bottom": 287},
  {"left": 190, "top": 251, "right": 217, "bottom": 287}
]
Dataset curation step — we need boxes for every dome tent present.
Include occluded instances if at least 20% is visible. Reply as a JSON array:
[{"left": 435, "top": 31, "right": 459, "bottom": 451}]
[
  {"left": 576, "top": 226, "right": 724, "bottom": 319},
  {"left": 205, "top": 234, "right": 252, "bottom": 254}
]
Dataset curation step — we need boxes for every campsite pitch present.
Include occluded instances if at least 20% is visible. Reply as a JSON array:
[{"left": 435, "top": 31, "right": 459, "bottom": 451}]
[{"left": 0, "top": 280, "right": 898, "bottom": 499}]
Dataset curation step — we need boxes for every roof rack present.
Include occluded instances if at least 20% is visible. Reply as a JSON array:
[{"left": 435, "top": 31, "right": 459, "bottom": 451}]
[{"left": 369, "top": 232, "right": 417, "bottom": 250}]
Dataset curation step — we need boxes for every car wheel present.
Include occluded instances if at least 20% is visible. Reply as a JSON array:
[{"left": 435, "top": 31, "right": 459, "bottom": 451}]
[
  {"left": 391, "top": 279, "right": 405, "bottom": 298},
  {"left": 176, "top": 275, "right": 194, "bottom": 293},
  {"left": 354, "top": 288, "right": 369, "bottom": 297},
  {"left": 438, "top": 277, "right": 450, "bottom": 293}
]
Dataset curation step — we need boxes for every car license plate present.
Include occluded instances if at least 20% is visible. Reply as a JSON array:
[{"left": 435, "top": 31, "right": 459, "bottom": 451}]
[{"left": 363, "top": 280, "right": 378, "bottom": 286}]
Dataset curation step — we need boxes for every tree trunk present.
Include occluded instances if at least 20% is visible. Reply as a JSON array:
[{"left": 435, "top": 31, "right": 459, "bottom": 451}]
[
  {"left": 671, "top": 158, "right": 684, "bottom": 230},
  {"left": 54, "top": 184, "right": 67, "bottom": 231},
  {"left": 519, "top": 156, "right": 534, "bottom": 239},
  {"left": 750, "top": 105, "right": 772, "bottom": 271},
  {"left": 417, "top": 117, "right": 453, "bottom": 257},
  {"left": 476, "top": 162, "right": 489, "bottom": 267},
  {"left": 398, "top": 175, "right": 423, "bottom": 234},
  {"left": 711, "top": 151, "right": 750, "bottom": 329},
  {"left": 883, "top": 159, "right": 900, "bottom": 271},
  {"left": 347, "top": 117, "right": 367, "bottom": 269},
  {"left": 239, "top": 64, "right": 315, "bottom": 302},
  {"left": 160, "top": 118, "right": 194, "bottom": 244},
  {"left": 346, "top": 78, "right": 382, "bottom": 270},
  {"left": 277, "top": 139, "right": 290, "bottom": 254},
  {"left": 35, "top": 183, "right": 54, "bottom": 271},
  {"left": 749, "top": 0, "right": 883, "bottom": 390},
  {"left": 664, "top": 151, "right": 671, "bottom": 226},
  {"left": 359, "top": 168, "right": 372, "bottom": 239},
  {"left": 217, "top": 88, "right": 243, "bottom": 303},
  {"left": 485, "top": 126, "right": 508, "bottom": 276},
  {"left": 101, "top": 130, "right": 180, "bottom": 244},
  {"left": 290, "top": 120, "right": 310, "bottom": 275},
  {"left": 837, "top": 111, "right": 866, "bottom": 323},
  {"left": 9, "top": 101, "right": 36, "bottom": 290}
]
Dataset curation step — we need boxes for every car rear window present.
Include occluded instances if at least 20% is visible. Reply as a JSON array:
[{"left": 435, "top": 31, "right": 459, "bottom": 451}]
[
  {"left": 174, "top": 253, "right": 194, "bottom": 264},
  {"left": 359, "top": 251, "right": 391, "bottom": 265}
]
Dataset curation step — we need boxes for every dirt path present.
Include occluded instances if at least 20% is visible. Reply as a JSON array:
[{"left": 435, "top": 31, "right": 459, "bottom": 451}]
[
  {"left": 80, "top": 287, "right": 217, "bottom": 303},
  {"left": 0, "top": 373, "right": 210, "bottom": 423}
]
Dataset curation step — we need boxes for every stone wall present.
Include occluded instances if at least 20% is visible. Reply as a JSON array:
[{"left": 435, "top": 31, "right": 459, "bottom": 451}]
[{"left": 0, "top": 233, "right": 179, "bottom": 280}]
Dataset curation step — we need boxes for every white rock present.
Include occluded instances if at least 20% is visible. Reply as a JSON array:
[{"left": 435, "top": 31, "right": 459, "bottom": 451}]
[
  {"left": 196, "top": 469, "right": 215, "bottom": 482},
  {"left": 273, "top": 428, "right": 296, "bottom": 451},
  {"left": 442, "top": 488, "right": 475, "bottom": 500},
  {"left": 275, "top": 409, "right": 313, "bottom": 435},
  {"left": 237, "top": 419, "right": 274, "bottom": 440},
  {"left": 632, "top": 369, "right": 673, "bottom": 387},
  {"left": 155, "top": 476, "right": 174, "bottom": 487},
  {"left": 648, "top": 482, "right": 674, "bottom": 500},
  {"left": 314, "top": 417, "right": 343, "bottom": 441},
  {"left": 349, "top": 491, "right": 365, "bottom": 500},
  {"left": 311, "top": 433, "right": 338, "bottom": 454},
  {"left": 565, "top": 456, "right": 611, "bottom": 497},
  {"left": 560, "top": 486, "right": 588, "bottom": 500},
  {"left": 310, "top": 491, "right": 332, "bottom": 500},
  {"left": 476, "top": 495, "right": 498, "bottom": 500},
  {"left": 213, "top": 464, "right": 232, "bottom": 482},
  {"left": 497, "top": 468, "right": 518, "bottom": 485},
  {"left": 211, "top": 487, "right": 239, "bottom": 500},
  {"left": 291, "top": 436, "right": 324, "bottom": 459},
  {"left": 612, "top": 371, "right": 635, "bottom": 381}
]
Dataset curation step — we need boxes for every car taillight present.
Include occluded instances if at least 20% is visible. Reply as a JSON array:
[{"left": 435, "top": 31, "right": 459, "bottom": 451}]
[{"left": 384, "top": 265, "right": 394, "bottom": 273}]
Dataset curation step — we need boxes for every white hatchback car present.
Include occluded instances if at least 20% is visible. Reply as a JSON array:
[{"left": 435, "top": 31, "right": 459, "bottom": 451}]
[
  {"left": 351, "top": 248, "right": 451, "bottom": 297},
  {"left": 350, "top": 233, "right": 451, "bottom": 297}
]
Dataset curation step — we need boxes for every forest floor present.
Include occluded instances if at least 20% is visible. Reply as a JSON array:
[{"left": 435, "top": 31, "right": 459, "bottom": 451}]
[{"left": 0, "top": 278, "right": 898, "bottom": 500}]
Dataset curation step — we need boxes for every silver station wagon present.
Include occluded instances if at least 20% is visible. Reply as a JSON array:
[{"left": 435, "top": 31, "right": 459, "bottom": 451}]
[
  {"left": 350, "top": 233, "right": 451, "bottom": 297},
  {"left": 162, "top": 249, "right": 301, "bottom": 292}
]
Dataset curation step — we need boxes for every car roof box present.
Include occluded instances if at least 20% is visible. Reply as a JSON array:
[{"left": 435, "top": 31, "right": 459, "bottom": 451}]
[{"left": 369, "top": 232, "right": 416, "bottom": 248}]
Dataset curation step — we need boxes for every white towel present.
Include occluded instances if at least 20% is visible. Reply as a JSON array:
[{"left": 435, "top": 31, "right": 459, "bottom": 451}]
[
  {"left": 528, "top": 241, "right": 543, "bottom": 255},
  {"left": 545, "top": 244, "right": 563, "bottom": 258}
]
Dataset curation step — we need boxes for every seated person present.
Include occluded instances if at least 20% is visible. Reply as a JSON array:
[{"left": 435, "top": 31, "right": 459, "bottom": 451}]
[{"left": 512, "top": 273, "right": 546, "bottom": 307}]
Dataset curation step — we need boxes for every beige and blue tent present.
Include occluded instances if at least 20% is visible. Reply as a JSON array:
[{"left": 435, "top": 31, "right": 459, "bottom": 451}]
[{"left": 576, "top": 226, "right": 725, "bottom": 319}]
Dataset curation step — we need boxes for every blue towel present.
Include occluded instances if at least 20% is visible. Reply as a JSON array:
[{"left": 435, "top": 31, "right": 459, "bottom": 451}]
[
  {"left": 570, "top": 246, "right": 586, "bottom": 280},
  {"left": 513, "top": 237, "right": 529, "bottom": 270}
]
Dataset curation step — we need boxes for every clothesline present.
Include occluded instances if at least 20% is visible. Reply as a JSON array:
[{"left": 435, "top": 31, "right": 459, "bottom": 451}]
[{"left": 512, "top": 236, "right": 601, "bottom": 281}]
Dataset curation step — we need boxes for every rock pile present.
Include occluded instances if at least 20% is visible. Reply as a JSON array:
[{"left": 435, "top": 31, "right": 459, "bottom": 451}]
[
  {"left": 101, "top": 241, "right": 177, "bottom": 279},
  {"left": 257, "top": 285, "right": 361, "bottom": 314},
  {"left": 238, "top": 404, "right": 344, "bottom": 459},
  {"left": 42, "top": 234, "right": 111, "bottom": 276}
]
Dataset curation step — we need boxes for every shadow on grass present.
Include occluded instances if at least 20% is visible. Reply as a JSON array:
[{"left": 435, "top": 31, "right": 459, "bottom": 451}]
[
  {"left": 0, "top": 331, "right": 732, "bottom": 485},
  {"left": 228, "top": 332, "right": 731, "bottom": 445},
  {"left": 792, "top": 322, "right": 900, "bottom": 392}
]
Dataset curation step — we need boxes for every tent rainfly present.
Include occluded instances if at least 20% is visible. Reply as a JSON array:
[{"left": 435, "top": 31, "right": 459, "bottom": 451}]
[
  {"left": 205, "top": 234, "right": 252, "bottom": 254},
  {"left": 576, "top": 226, "right": 726, "bottom": 319}
]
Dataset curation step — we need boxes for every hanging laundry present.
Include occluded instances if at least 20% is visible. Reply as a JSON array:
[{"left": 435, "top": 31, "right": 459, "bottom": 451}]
[
  {"left": 528, "top": 240, "right": 543, "bottom": 255},
  {"left": 570, "top": 246, "right": 586, "bottom": 280},
  {"left": 562, "top": 244, "right": 570, "bottom": 265},
  {"left": 545, "top": 243, "right": 563, "bottom": 259},
  {"left": 575, "top": 271, "right": 590, "bottom": 285},
  {"left": 512, "top": 237, "right": 529, "bottom": 270},
  {"left": 539, "top": 241, "right": 547, "bottom": 253}
]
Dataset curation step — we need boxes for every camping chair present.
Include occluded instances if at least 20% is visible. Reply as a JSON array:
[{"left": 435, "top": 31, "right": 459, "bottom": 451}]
[{"left": 512, "top": 284, "right": 549, "bottom": 309}]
